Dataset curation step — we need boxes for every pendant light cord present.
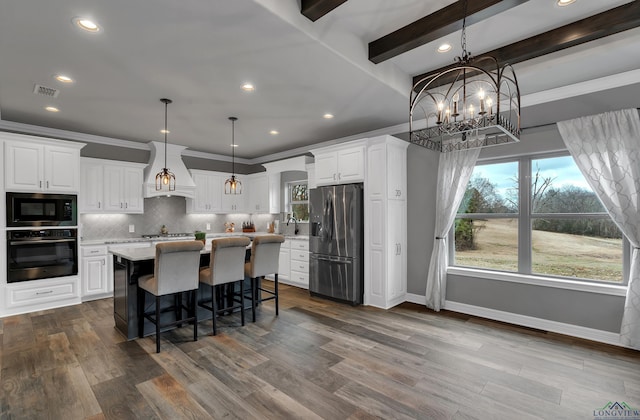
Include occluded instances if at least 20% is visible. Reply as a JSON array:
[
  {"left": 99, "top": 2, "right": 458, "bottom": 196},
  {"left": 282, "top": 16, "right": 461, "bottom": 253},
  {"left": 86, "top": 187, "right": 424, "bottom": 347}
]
[{"left": 164, "top": 100, "right": 168, "bottom": 169}]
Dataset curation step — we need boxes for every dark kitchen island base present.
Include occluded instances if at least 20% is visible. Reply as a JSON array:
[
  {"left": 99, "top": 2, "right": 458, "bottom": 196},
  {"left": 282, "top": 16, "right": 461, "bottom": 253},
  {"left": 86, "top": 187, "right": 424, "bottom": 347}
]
[{"left": 113, "top": 253, "right": 251, "bottom": 340}]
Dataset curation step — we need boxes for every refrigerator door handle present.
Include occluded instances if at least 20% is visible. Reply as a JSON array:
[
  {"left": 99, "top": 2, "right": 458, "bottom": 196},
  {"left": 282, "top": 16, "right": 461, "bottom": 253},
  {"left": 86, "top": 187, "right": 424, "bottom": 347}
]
[{"left": 311, "top": 254, "right": 350, "bottom": 264}]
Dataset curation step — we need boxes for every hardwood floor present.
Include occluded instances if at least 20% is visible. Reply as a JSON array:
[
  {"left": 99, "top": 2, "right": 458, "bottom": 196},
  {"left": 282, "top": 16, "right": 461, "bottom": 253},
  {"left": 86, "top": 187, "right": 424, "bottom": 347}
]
[{"left": 1, "top": 282, "right": 639, "bottom": 419}]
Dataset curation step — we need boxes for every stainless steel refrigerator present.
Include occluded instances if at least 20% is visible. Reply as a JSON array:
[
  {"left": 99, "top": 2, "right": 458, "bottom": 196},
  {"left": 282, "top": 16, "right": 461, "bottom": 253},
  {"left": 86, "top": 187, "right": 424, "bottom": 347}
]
[{"left": 309, "top": 183, "right": 364, "bottom": 305}]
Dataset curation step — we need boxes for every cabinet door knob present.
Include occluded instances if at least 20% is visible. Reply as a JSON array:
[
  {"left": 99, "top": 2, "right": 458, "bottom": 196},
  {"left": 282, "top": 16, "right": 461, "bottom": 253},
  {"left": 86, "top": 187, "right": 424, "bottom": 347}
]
[
  {"left": 46, "top": 181, "right": 49, "bottom": 189},
  {"left": 39, "top": 181, "right": 42, "bottom": 188},
  {"left": 98, "top": 202, "right": 101, "bottom": 209}
]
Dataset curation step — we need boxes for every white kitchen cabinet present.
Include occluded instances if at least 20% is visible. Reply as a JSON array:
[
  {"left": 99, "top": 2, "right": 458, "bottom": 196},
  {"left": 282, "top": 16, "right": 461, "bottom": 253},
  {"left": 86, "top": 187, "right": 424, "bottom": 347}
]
[
  {"left": 247, "top": 173, "right": 269, "bottom": 213},
  {"left": 4, "top": 276, "right": 80, "bottom": 315},
  {"left": 364, "top": 135, "right": 408, "bottom": 309},
  {"left": 81, "top": 245, "right": 109, "bottom": 300},
  {"left": 221, "top": 174, "right": 247, "bottom": 213},
  {"left": 277, "top": 239, "right": 290, "bottom": 282},
  {"left": 4, "top": 138, "right": 82, "bottom": 193},
  {"left": 245, "top": 172, "right": 281, "bottom": 214},
  {"left": 288, "top": 238, "right": 310, "bottom": 289},
  {"left": 187, "top": 170, "right": 223, "bottom": 213},
  {"left": 268, "top": 172, "right": 281, "bottom": 214},
  {"left": 80, "top": 158, "right": 145, "bottom": 213},
  {"left": 311, "top": 141, "right": 366, "bottom": 186}
]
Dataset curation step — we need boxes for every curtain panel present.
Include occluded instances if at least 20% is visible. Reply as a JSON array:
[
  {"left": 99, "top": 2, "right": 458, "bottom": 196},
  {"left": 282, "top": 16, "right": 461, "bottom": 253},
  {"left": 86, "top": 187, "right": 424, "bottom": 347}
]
[
  {"left": 425, "top": 147, "right": 480, "bottom": 311},
  {"left": 557, "top": 108, "right": 640, "bottom": 349}
]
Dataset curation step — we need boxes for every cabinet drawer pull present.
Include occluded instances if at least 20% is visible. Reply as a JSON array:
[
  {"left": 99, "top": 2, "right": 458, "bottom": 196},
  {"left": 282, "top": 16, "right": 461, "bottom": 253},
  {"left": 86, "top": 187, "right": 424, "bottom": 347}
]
[
  {"left": 36, "top": 290, "right": 53, "bottom": 295},
  {"left": 46, "top": 181, "right": 49, "bottom": 189}
]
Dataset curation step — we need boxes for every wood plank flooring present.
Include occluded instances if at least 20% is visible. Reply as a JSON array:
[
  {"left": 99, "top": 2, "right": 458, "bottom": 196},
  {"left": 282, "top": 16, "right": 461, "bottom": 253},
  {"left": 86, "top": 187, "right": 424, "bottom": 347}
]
[{"left": 1, "top": 282, "right": 639, "bottom": 419}]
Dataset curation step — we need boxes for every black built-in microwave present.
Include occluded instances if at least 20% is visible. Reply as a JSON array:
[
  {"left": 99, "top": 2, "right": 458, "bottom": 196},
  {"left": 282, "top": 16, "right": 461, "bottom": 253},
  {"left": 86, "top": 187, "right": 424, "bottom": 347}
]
[{"left": 6, "top": 192, "right": 77, "bottom": 227}]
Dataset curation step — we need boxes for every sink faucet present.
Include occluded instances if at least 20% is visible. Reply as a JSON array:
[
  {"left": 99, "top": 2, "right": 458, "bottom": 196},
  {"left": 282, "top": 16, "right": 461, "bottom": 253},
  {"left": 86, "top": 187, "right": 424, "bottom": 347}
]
[{"left": 286, "top": 213, "right": 299, "bottom": 235}]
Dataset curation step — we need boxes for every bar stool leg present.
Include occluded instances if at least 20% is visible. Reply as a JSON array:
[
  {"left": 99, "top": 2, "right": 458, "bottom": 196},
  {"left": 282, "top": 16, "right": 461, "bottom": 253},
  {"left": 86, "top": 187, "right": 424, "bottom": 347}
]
[
  {"left": 155, "top": 296, "right": 161, "bottom": 353},
  {"left": 192, "top": 290, "right": 198, "bottom": 341},
  {"left": 251, "top": 277, "right": 257, "bottom": 323},
  {"left": 239, "top": 280, "right": 245, "bottom": 326},
  {"left": 211, "top": 284, "right": 218, "bottom": 336},
  {"left": 274, "top": 273, "right": 279, "bottom": 316}
]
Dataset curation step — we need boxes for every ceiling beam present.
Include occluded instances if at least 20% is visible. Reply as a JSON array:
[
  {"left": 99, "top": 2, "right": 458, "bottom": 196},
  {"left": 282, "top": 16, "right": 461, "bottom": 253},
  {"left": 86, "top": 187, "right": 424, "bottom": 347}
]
[
  {"left": 369, "top": 0, "right": 529, "bottom": 64},
  {"left": 412, "top": 1, "right": 640, "bottom": 91},
  {"left": 301, "top": 0, "right": 348, "bottom": 22}
]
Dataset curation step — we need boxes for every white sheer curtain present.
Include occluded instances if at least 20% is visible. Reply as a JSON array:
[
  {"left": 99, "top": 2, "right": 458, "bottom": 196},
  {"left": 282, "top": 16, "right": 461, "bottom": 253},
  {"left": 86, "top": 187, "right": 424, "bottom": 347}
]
[
  {"left": 425, "top": 147, "right": 480, "bottom": 311},
  {"left": 557, "top": 108, "right": 640, "bottom": 349}
]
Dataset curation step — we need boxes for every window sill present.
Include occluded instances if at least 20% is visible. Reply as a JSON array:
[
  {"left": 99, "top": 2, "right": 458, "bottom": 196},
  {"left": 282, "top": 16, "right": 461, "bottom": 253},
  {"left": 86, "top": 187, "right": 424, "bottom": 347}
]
[{"left": 447, "top": 266, "right": 627, "bottom": 297}]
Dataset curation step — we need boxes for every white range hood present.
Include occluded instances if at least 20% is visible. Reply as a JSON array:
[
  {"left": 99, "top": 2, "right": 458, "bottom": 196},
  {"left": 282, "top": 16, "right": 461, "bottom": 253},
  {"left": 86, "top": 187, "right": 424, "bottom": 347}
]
[{"left": 143, "top": 141, "right": 196, "bottom": 199}]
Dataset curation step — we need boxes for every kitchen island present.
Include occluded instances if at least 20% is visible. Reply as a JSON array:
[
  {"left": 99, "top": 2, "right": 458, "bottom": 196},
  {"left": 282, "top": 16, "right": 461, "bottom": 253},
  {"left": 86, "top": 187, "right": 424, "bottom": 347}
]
[{"left": 111, "top": 243, "right": 223, "bottom": 339}]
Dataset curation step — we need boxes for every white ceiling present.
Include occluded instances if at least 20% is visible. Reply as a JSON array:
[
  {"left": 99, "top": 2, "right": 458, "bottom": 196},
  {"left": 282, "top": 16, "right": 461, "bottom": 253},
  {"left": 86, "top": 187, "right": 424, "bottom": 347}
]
[{"left": 0, "top": 0, "right": 638, "bottom": 161}]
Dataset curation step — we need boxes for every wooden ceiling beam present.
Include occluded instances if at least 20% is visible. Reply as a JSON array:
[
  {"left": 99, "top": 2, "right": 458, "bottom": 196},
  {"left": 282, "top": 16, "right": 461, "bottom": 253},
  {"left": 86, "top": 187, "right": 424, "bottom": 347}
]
[
  {"left": 369, "top": 0, "right": 529, "bottom": 64},
  {"left": 412, "top": 1, "right": 640, "bottom": 90},
  {"left": 301, "top": 0, "right": 348, "bottom": 22}
]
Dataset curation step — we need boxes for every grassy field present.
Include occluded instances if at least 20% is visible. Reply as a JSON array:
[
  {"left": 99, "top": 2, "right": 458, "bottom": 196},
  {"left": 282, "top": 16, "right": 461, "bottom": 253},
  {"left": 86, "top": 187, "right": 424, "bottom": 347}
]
[{"left": 455, "top": 218, "right": 623, "bottom": 283}]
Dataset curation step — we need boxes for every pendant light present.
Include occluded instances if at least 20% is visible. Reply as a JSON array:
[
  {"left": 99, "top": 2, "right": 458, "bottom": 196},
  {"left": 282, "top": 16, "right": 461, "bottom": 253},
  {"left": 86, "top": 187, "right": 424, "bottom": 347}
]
[
  {"left": 155, "top": 98, "right": 176, "bottom": 191},
  {"left": 224, "top": 116, "right": 242, "bottom": 194}
]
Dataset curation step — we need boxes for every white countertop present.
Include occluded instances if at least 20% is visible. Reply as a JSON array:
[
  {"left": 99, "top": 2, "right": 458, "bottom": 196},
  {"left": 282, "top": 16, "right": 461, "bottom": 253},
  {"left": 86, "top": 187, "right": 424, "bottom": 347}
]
[
  {"left": 111, "top": 243, "right": 215, "bottom": 261},
  {"left": 82, "top": 232, "right": 308, "bottom": 246}
]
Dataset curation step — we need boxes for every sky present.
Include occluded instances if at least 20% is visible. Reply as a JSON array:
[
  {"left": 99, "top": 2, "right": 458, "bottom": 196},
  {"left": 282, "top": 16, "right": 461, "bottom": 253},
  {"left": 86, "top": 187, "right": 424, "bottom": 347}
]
[{"left": 472, "top": 155, "right": 592, "bottom": 199}]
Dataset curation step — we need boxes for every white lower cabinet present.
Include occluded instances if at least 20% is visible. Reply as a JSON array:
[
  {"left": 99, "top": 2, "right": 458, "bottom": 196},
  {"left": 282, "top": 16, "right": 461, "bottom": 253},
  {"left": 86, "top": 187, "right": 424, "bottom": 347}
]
[
  {"left": 4, "top": 276, "right": 80, "bottom": 315},
  {"left": 277, "top": 240, "right": 290, "bottom": 281},
  {"left": 81, "top": 245, "right": 110, "bottom": 300},
  {"left": 288, "top": 239, "right": 309, "bottom": 288},
  {"left": 268, "top": 237, "right": 309, "bottom": 289}
]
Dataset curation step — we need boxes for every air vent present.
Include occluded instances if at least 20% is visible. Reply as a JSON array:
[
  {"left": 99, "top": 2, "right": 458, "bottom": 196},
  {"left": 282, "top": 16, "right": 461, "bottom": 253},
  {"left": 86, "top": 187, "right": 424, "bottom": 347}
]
[{"left": 33, "top": 84, "right": 60, "bottom": 98}]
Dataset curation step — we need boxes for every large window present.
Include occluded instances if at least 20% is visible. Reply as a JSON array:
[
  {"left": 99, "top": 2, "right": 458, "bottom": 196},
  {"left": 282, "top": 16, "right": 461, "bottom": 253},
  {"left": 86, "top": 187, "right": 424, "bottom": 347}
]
[
  {"left": 287, "top": 181, "right": 309, "bottom": 222},
  {"left": 453, "top": 154, "right": 624, "bottom": 283}
]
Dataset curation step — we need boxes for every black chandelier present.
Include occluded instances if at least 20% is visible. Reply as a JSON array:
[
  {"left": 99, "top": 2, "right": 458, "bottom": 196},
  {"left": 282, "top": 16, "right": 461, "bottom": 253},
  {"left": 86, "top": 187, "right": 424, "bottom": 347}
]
[
  {"left": 224, "top": 116, "right": 242, "bottom": 195},
  {"left": 155, "top": 98, "right": 176, "bottom": 191},
  {"left": 409, "top": 1, "right": 521, "bottom": 152}
]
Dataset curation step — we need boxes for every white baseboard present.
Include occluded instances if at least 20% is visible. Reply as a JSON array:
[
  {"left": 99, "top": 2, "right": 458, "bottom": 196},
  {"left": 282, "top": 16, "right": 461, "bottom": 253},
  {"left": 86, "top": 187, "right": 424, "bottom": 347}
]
[{"left": 404, "top": 293, "right": 623, "bottom": 347}]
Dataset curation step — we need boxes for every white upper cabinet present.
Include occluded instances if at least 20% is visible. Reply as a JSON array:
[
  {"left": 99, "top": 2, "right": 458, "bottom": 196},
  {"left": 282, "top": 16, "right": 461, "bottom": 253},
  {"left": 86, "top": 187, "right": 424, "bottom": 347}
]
[
  {"left": 247, "top": 173, "right": 269, "bottom": 213},
  {"left": 80, "top": 158, "right": 145, "bottom": 213},
  {"left": 245, "top": 172, "right": 280, "bottom": 214},
  {"left": 187, "top": 170, "right": 223, "bottom": 214},
  {"left": 221, "top": 175, "right": 247, "bottom": 213},
  {"left": 311, "top": 141, "right": 366, "bottom": 186},
  {"left": 4, "top": 137, "right": 82, "bottom": 193},
  {"left": 189, "top": 170, "right": 280, "bottom": 214}
]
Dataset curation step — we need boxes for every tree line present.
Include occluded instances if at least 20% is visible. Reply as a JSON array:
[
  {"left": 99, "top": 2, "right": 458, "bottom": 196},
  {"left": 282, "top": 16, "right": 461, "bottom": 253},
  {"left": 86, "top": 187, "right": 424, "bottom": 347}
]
[{"left": 455, "top": 170, "right": 621, "bottom": 251}]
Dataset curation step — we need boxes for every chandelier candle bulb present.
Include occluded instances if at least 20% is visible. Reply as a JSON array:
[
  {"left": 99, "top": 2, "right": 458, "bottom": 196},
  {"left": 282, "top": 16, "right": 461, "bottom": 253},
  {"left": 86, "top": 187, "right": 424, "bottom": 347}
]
[{"left": 437, "top": 102, "right": 444, "bottom": 124}]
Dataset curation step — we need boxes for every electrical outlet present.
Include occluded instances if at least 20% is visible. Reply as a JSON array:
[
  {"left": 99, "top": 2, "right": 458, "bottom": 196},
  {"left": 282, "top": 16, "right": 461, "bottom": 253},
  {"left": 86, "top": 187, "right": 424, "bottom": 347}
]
[
  {"left": 206, "top": 223, "right": 211, "bottom": 231},
  {"left": 129, "top": 224, "right": 135, "bottom": 233}
]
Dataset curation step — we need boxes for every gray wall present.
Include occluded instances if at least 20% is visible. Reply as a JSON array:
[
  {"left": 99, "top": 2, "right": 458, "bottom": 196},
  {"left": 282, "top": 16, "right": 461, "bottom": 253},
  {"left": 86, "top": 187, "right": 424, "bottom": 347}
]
[
  {"left": 406, "top": 144, "right": 439, "bottom": 295},
  {"left": 81, "top": 143, "right": 260, "bottom": 174},
  {"left": 406, "top": 124, "right": 626, "bottom": 333}
]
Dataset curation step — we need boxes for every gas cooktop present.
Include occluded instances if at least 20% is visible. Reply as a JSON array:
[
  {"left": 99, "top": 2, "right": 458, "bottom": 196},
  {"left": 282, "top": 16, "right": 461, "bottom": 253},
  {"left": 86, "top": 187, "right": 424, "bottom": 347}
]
[{"left": 141, "top": 233, "right": 194, "bottom": 239}]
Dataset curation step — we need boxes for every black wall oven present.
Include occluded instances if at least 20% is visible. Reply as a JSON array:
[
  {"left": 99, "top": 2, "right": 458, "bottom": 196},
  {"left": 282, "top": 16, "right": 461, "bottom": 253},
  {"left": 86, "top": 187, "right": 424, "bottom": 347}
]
[
  {"left": 6, "top": 192, "right": 77, "bottom": 227},
  {"left": 7, "top": 229, "right": 78, "bottom": 283}
]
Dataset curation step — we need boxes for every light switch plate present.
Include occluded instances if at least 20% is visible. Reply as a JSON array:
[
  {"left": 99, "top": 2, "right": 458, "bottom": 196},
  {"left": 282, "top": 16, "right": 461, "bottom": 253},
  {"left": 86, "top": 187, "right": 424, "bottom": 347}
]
[
  {"left": 129, "top": 224, "right": 135, "bottom": 233},
  {"left": 206, "top": 223, "right": 211, "bottom": 231}
]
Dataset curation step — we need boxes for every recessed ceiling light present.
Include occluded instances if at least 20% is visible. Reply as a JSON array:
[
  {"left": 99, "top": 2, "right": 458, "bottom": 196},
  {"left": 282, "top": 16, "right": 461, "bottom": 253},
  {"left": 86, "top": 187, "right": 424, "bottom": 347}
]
[
  {"left": 556, "top": 0, "right": 576, "bottom": 6},
  {"left": 45, "top": 106, "right": 60, "bottom": 113},
  {"left": 241, "top": 83, "right": 255, "bottom": 92},
  {"left": 160, "top": 129, "right": 170, "bottom": 134},
  {"left": 323, "top": 113, "right": 334, "bottom": 119},
  {"left": 55, "top": 74, "right": 74, "bottom": 83},
  {"left": 230, "top": 144, "right": 239, "bottom": 148},
  {"left": 437, "top": 43, "right": 452, "bottom": 53},
  {"left": 269, "top": 130, "right": 279, "bottom": 135},
  {"left": 73, "top": 17, "right": 101, "bottom": 33}
]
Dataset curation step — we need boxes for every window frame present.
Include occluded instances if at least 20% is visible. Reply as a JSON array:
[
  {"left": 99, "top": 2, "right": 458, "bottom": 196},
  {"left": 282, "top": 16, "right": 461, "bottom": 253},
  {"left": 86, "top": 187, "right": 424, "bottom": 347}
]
[
  {"left": 286, "top": 180, "right": 309, "bottom": 222},
  {"left": 450, "top": 151, "right": 630, "bottom": 286}
]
